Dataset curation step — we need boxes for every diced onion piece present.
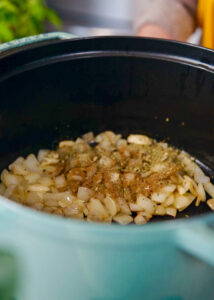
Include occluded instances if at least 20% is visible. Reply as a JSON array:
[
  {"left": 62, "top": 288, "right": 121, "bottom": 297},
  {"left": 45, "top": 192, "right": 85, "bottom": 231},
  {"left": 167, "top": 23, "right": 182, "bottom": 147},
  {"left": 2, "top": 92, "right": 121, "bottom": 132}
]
[
  {"left": 32, "top": 202, "right": 44, "bottom": 210},
  {"left": 178, "top": 152, "right": 195, "bottom": 176},
  {"left": 38, "top": 176, "right": 53, "bottom": 187},
  {"left": 175, "top": 193, "right": 195, "bottom": 211},
  {"left": 134, "top": 212, "right": 147, "bottom": 225},
  {"left": 123, "top": 173, "right": 135, "bottom": 184},
  {"left": 166, "top": 207, "right": 177, "bottom": 217},
  {"left": 54, "top": 175, "right": 66, "bottom": 188},
  {"left": 9, "top": 157, "right": 24, "bottom": 168},
  {"left": 82, "top": 132, "right": 94, "bottom": 142},
  {"left": 9, "top": 158, "right": 28, "bottom": 176},
  {"left": 58, "top": 195, "right": 73, "bottom": 208},
  {"left": 141, "top": 171, "right": 152, "bottom": 178},
  {"left": 127, "top": 134, "right": 152, "bottom": 145},
  {"left": 113, "top": 213, "right": 133, "bottom": 225},
  {"left": 71, "top": 213, "right": 84, "bottom": 220},
  {"left": 109, "top": 172, "right": 120, "bottom": 183},
  {"left": 37, "top": 150, "right": 50, "bottom": 162},
  {"left": 155, "top": 205, "right": 166, "bottom": 216},
  {"left": 77, "top": 187, "right": 93, "bottom": 202},
  {"left": 140, "top": 211, "right": 152, "bottom": 221},
  {"left": 117, "top": 198, "right": 131, "bottom": 215},
  {"left": 69, "top": 175, "right": 83, "bottom": 181},
  {"left": 25, "top": 172, "right": 40, "bottom": 184},
  {"left": 4, "top": 185, "right": 16, "bottom": 198},
  {"left": 177, "top": 177, "right": 191, "bottom": 195},
  {"left": 59, "top": 140, "right": 75, "bottom": 148},
  {"left": 159, "top": 142, "right": 168, "bottom": 149},
  {"left": 28, "top": 184, "right": 50, "bottom": 192},
  {"left": 87, "top": 198, "right": 109, "bottom": 221},
  {"left": 196, "top": 183, "right": 206, "bottom": 205},
  {"left": 151, "top": 163, "right": 166, "bottom": 173},
  {"left": 116, "top": 139, "right": 127, "bottom": 149},
  {"left": 163, "top": 194, "right": 175, "bottom": 207},
  {"left": 24, "top": 154, "right": 41, "bottom": 173},
  {"left": 151, "top": 192, "right": 168, "bottom": 203},
  {"left": 161, "top": 184, "right": 176, "bottom": 194},
  {"left": 137, "top": 195, "right": 156, "bottom": 214},
  {"left": 204, "top": 182, "right": 214, "bottom": 198},
  {"left": 1, "top": 170, "right": 22, "bottom": 187},
  {"left": 129, "top": 202, "right": 141, "bottom": 212},
  {"left": 103, "top": 196, "right": 119, "bottom": 216},
  {"left": 193, "top": 164, "right": 210, "bottom": 184},
  {"left": 207, "top": 199, "right": 214, "bottom": 211},
  {"left": 44, "top": 191, "right": 74, "bottom": 206},
  {"left": 63, "top": 202, "right": 82, "bottom": 217},
  {"left": 25, "top": 192, "right": 43, "bottom": 205},
  {"left": 99, "top": 156, "right": 114, "bottom": 168}
]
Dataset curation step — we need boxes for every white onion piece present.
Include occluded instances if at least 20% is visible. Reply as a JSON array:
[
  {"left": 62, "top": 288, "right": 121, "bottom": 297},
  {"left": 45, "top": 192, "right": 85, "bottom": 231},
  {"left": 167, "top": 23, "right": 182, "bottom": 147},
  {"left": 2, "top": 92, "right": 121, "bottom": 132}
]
[
  {"left": 77, "top": 187, "right": 93, "bottom": 202},
  {"left": 166, "top": 207, "right": 177, "bottom": 217},
  {"left": 28, "top": 184, "right": 50, "bottom": 192},
  {"left": 87, "top": 198, "right": 109, "bottom": 221},
  {"left": 37, "top": 150, "right": 50, "bottom": 162},
  {"left": 134, "top": 213, "right": 147, "bottom": 225},
  {"left": 103, "top": 196, "right": 119, "bottom": 216},
  {"left": 24, "top": 154, "right": 41, "bottom": 173},
  {"left": 113, "top": 213, "right": 133, "bottom": 225},
  {"left": 163, "top": 194, "right": 175, "bottom": 207},
  {"left": 1, "top": 170, "right": 22, "bottom": 187},
  {"left": 155, "top": 205, "right": 166, "bottom": 216},
  {"left": 204, "top": 182, "right": 214, "bottom": 198},
  {"left": 175, "top": 193, "right": 195, "bottom": 211},
  {"left": 54, "top": 175, "right": 66, "bottom": 188},
  {"left": 151, "top": 192, "right": 168, "bottom": 204},
  {"left": 207, "top": 199, "right": 214, "bottom": 211},
  {"left": 127, "top": 134, "right": 152, "bottom": 145}
]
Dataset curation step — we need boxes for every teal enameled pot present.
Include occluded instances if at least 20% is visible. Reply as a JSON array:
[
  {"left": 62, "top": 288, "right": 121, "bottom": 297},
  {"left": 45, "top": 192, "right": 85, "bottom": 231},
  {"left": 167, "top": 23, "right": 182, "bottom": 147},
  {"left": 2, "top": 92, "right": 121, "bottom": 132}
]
[{"left": 0, "top": 33, "right": 214, "bottom": 300}]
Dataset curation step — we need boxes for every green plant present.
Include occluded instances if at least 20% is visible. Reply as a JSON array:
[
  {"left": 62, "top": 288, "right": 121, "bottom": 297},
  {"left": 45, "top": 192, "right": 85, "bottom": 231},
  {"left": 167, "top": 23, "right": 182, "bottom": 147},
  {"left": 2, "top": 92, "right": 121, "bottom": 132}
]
[{"left": 0, "top": 0, "right": 61, "bottom": 43}]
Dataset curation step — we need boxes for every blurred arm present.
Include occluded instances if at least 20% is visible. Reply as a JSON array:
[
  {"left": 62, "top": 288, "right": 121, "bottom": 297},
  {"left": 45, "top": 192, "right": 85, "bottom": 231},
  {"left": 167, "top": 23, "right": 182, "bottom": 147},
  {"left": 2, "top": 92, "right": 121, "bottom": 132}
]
[{"left": 136, "top": 0, "right": 197, "bottom": 41}]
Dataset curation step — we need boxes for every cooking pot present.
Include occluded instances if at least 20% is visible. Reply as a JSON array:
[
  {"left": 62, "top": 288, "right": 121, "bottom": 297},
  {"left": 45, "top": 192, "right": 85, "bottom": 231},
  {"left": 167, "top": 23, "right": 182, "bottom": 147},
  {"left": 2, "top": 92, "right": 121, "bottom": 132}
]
[{"left": 0, "top": 33, "right": 214, "bottom": 300}]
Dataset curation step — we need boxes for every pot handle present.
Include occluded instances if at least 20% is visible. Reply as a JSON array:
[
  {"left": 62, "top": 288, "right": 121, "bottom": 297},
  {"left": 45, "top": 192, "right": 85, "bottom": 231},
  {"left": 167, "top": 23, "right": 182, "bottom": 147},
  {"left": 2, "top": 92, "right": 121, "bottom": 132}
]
[
  {"left": 0, "top": 250, "right": 17, "bottom": 300},
  {"left": 176, "top": 222, "right": 214, "bottom": 266},
  {"left": 0, "top": 32, "right": 76, "bottom": 54}
]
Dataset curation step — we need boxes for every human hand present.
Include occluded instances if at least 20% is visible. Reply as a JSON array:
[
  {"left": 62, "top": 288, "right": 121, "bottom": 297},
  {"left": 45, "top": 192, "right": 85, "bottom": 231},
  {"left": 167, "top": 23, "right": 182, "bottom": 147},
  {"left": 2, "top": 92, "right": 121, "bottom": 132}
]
[{"left": 138, "top": 24, "right": 172, "bottom": 40}]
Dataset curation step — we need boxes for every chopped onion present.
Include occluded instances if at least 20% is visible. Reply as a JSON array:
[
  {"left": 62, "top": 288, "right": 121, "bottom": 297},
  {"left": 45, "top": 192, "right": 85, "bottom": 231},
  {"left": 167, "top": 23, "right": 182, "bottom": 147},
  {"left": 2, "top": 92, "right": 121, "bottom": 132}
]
[
  {"left": 87, "top": 198, "right": 109, "bottom": 221},
  {"left": 207, "top": 199, "right": 214, "bottom": 211},
  {"left": 155, "top": 205, "right": 166, "bottom": 216},
  {"left": 166, "top": 207, "right": 177, "bottom": 217},
  {"left": 103, "top": 196, "right": 119, "bottom": 216},
  {"left": 24, "top": 154, "right": 41, "bottom": 173},
  {"left": 77, "top": 187, "right": 93, "bottom": 202},
  {"left": 54, "top": 175, "right": 66, "bottom": 188},
  {"left": 204, "top": 182, "right": 214, "bottom": 198},
  {"left": 151, "top": 192, "right": 168, "bottom": 203},
  {"left": 37, "top": 150, "right": 50, "bottom": 162},
  {"left": 175, "top": 193, "right": 195, "bottom": 211},
  {"left": 134, "top": 212, "right": 147, "bottom": 225},
  {"left": 28, "top": 184, "right": 50, "bottom": 192},
  {"left": 127, "top": 134, "right": 152, "bottom": 145},
  {"left": 113, "top": 213, "right": 133, "bottom": 225}
]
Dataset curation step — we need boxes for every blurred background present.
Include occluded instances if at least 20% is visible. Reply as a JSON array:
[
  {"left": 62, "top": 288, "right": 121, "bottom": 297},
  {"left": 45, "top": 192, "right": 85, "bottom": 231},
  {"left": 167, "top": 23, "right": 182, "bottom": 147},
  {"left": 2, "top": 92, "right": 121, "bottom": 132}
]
[
  {"left": 46, "top": 0, "right": 148, "bottom": 36},
  {"left": 0, "top": 0, "right": 201, "bottom": 45},
  {"left": 0, "top": 0, "right": 147, "bottom": 43}
]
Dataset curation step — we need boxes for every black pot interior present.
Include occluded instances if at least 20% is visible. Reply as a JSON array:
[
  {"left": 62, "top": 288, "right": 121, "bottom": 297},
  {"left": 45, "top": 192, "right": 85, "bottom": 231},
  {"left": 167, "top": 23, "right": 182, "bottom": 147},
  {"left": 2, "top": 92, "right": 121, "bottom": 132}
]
[{"left": 0, "top": 36, "right": 214, "bottom": 220}]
